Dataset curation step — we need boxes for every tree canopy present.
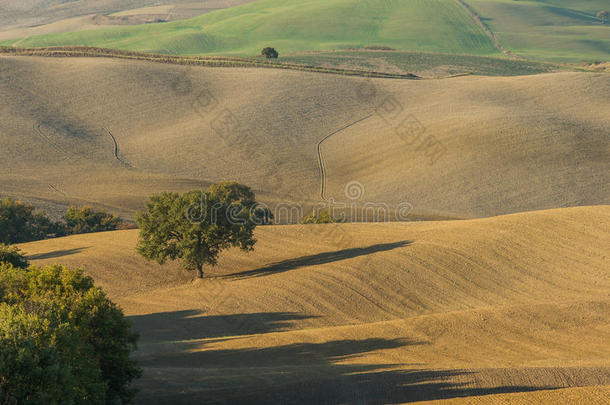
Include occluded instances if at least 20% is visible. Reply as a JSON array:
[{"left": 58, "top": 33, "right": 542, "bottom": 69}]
[
  {"left": 0, "top": 198, "right": 124, "bottom": 244},
  {"left": 136, "top": 182, "right": 260, "bottom": 278},
  {"left": 63, "top": 206, "right": 122, "bottom": 234},
  {"left": 261, "top": 47, "right": 279, "bottom": 58},
  {"left": 0, "top": 244, "right": 29, "bottom": 269},
  {"left": 0, "top": 198, "right": 64, "bottom": 244},
  {"left": 0, "top": 264, "right": 141, "bottom": 404}
]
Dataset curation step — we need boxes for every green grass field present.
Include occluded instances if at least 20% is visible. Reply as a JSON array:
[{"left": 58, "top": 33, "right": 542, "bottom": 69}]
[
  {"left": 1, "top": 0, "right": 499, "bottom": 56},
  {"left": 468, "top": 0, "right": 610, "bottom": 62},
  {"left": 1, "top": 0, "right": 607, "bottom": 62}
]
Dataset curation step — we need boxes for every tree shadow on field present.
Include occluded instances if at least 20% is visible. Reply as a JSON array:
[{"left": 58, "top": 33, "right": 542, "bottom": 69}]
[
  {"left": 131, "top": 312, "right": 562, "bottom": 405},
  {"left": 129, "top": 310, "right": 316, "bottom": 342},
  {"left": 226, "top": 240, "right": 413, "bottom": 279},
  {"left": 27, "top": 246, "right": 89, "bottom": 260}
]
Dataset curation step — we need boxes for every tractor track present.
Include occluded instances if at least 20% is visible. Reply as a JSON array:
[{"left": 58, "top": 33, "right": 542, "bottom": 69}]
[
  {"left": 317, "top": 114, "right": 374, "bottom": 200},
  {"left": 104, "top": 127, "right": 131, "bottom": 167}
]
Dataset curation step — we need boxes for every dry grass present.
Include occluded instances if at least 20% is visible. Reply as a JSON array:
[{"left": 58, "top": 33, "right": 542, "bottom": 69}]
[
  {"left": 18, "top": 206, "right": 610, "bottom": 403},
  {"left": 0, "top": 55, "right": 607, "bottom": 220}
]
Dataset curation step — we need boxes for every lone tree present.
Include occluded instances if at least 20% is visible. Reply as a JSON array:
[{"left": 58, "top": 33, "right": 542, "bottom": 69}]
[
  {"left": 136, "top": 182, "right": 260, "bottom": 278},
  {"left": 261, "top": 47, "right": 279, "bottom": 59},
  {"left": 598, "top": 10, "right": 609, "bottom": 23}
]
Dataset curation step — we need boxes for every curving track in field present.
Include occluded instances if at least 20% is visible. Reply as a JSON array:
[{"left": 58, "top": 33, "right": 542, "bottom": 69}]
[{"left": 316, "top": 114, "right": 374, "bottom": 200}]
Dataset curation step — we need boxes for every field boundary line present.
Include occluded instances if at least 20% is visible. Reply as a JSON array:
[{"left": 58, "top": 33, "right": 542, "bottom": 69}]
[
  {"left": 453, "top": 0, "right": 523, "bottom": 60},
  {"left": 0, "top": 46, "right": 421, "bottom": 80}
]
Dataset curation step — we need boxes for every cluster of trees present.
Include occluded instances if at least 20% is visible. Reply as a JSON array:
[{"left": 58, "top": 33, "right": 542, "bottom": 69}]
[
  {"left": 0, "top": 181, "right": 270, "bottom": 403},
  {"left": 0, "top": 262, "right": 141, "bottom": 404},
  {"left": 0, "top": 198, "right": 63, "bottom": 244},
  {"left": 0, "top": 199, "right": 139, "bottom": 402},
  {"left": 0, "top": 198, "right": 124, "bottom": 244},
  {"left": 598, "top": 10, "right": 608, "bottom": 23}
]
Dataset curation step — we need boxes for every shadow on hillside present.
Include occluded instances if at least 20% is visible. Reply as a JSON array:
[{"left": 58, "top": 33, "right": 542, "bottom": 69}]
[
  {"left": 132, "top": 320, "right": 559, "bottom": 404},
  {"left": 136, "top": 337, "right": 416, "bottom": 369},
  {"left": 129, "top": 310, "right": 316, "bottom": 342},
  {"left": 226, "top": 240, "right": 413, "bottom": 279},
  {"left": 28, "top": 246, "right": 89, "bottom": 260}
]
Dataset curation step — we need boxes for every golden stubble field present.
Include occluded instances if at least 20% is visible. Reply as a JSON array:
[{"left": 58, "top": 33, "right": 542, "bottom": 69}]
[
  {"left": 19, "top": 206, "right": 610, "bottom": 404},
  {"left": 0, "top": 55, "right": 608, "bottom": 221}
]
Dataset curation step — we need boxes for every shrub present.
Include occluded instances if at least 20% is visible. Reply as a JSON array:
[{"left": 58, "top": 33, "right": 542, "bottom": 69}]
[
  {"left": 0, "top": 198, "right": 64, "bottom": 244},
  {"left": 300, "top": 210, "right": 343, "bottom": 224},
  {"left": 598, "top": 10, "right": 608, "bottom": 23},
  {"left": 0, "top": 264, "right": 141, "bottom": 404},
  {"left": 63, "top": 206, "right": 122, "bottom": 234},
  {"left": 253, "top": 206, "right": 274, "bottom": 225},
  {"left": 261, "top": 47, "right": 279, "bottom": 59},
  {"left": 0, "top": 245, "right": 29, "bottom": 269}
]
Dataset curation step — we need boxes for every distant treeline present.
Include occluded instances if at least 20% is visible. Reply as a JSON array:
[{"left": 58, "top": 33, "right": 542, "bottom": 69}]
[{"left": 0, "top": 198, "right": 129, "bottom": 244}]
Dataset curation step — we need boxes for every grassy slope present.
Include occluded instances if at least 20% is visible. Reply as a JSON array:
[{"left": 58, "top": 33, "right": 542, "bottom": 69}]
[
  {"left": 19, "top": 206, "right": 610, "bottom": 403},
  {"left": 0, "top": 56, "right": 608, "bottom": 220},
  {"left": 1, "top": 0, "right": 608, "bottom": 62},
  {"left": 2, "top": 0, "right": 499, "bottom": 56},
  {"left": 468, "top": 0, "right": 610, "bottom": 62}
]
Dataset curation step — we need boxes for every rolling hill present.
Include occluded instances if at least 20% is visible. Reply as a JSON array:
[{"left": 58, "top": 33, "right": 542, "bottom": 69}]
[
  {"left": 0, "top": 55, "right": 608, "bottom": 221},
  {"left": 0, "top": 0, "right": 500, "bottom": 56},
  {"left": 1, "top": 0, "right": 608, "bottom": 62},
  {"left": 18, "top": 205, "right": 610, "bottom": 403},
  {"left": 469, "top": 0, "right": 610, "bottom": 62},
  {"left": 0, "top": 0, "right": 256, "bottom": 31}
]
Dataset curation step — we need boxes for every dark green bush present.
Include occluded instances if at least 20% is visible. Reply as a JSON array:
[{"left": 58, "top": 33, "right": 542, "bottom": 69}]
[
  {"left": 261, "top": 47, "right": 279, "bottom": 59},
  {"left": 300, "top": 210, "right": 343, "bottom": 224},
  {"left": 0, "top": 198, "right": 64, "bottom": 244},
  {"left": 0, "top": 304, "right": 105, "bottom": 405},
  {"left": 0, "top": 264, "right": 141, "bottom": 404},
  {"left": 63, "top": 206, "right": 122, "bottom": 234},
  {"left": 0, "top": 245, "right": 29, "bottom": 269}
]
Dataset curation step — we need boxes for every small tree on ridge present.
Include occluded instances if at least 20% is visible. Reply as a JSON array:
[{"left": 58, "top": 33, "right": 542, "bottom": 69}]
[{"left": 261, "top": 47, "right": 279, "bottom": 59}]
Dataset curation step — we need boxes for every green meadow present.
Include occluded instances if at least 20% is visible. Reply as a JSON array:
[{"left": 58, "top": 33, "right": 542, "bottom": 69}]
[
  {"left": 1, "top": 0, "right": 607, "bottom": 62},
  {"left": 2, "top": 0, "right": 499, "bottom": 56},
  {"left": 469, "top": 0, "right": 609, "bottom": 62}
]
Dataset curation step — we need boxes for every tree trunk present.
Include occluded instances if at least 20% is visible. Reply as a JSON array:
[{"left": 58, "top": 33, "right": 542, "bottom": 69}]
[{"left": 196, "top": 266, "right": 204, "bottom": 279}]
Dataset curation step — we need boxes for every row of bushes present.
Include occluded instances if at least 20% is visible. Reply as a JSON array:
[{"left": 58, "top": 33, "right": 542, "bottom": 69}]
[{"left": 0, "top": 198, "right": 125, "bottom": 244}]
